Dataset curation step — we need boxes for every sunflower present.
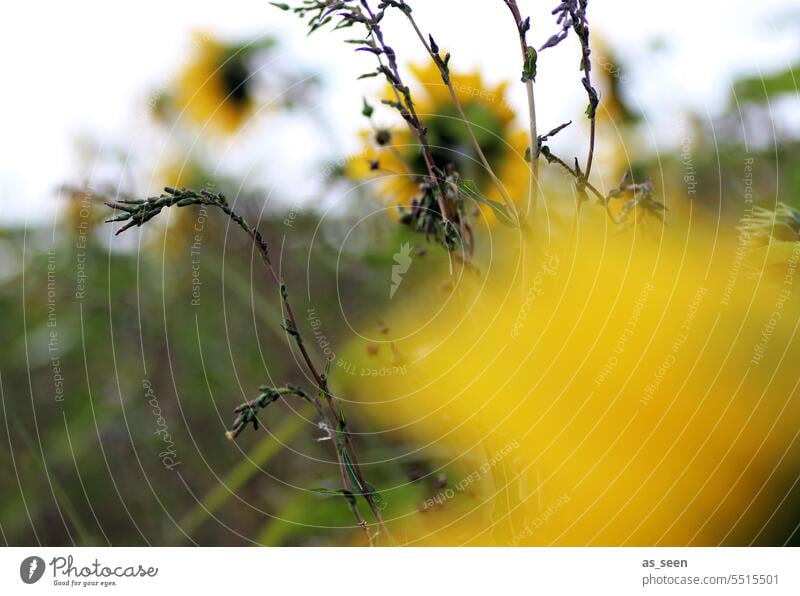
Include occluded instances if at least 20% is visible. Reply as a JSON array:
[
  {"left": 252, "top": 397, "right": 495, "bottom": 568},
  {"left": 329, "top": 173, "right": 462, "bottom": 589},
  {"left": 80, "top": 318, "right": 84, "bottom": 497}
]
[
  {"left": 169, "top": 33, "right": 274, "bottom": 136},
  {"left": 337, "top": 208, "right": 800, "bottom": 545},
  {"left": 347, "top": 63, "right": 530, "bottom": 223}
]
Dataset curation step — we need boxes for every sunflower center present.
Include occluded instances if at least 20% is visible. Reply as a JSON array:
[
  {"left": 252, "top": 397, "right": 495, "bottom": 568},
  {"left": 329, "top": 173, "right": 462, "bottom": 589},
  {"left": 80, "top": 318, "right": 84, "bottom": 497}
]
[{"left": 220, "top": 58, "right": 251, "bottom": 107}]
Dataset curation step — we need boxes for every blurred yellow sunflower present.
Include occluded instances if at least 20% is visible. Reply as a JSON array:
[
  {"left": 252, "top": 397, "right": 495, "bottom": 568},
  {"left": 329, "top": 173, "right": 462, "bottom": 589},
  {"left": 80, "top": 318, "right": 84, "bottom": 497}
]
[
  {"left": 337, "top": 205, "right": 800, "bottom": 545},
  {"left": 171, "top": 32, "right": 272, "bottom": 136},
  {"left": 347, "top": 63, "right": 529, "bottom": 223}
]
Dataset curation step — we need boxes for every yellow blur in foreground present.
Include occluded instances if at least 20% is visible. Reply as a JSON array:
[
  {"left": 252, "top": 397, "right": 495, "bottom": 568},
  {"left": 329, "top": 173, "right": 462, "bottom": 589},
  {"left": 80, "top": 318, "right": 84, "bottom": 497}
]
[{"left": 338, "top": 204, "right": 800, "bottom": 546}]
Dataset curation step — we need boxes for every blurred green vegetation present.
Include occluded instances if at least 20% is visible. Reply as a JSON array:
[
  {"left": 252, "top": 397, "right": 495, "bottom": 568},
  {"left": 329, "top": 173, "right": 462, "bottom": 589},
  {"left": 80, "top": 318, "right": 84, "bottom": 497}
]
[{"left": 0, "top": 194, "right": 456, "bottom": 546}]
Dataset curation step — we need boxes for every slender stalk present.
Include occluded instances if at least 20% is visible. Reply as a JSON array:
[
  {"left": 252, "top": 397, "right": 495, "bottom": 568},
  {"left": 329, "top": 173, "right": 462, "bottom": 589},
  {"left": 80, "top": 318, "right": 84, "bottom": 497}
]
[
  {"left": 543, "top": 151, "right": 605, "bottom": 203},
  {"left": 540, "top": 1, "right": 598, "bottom": 183},
  {"left": 219, "top": 202, "right": 388, "bottom": 532},
  {"left": 396, "top": 4, "right": 519, "bottom": 222},
  {"left": 580, "top": 51, "right": 597, "bottom": 181},
  {"left": 277, "top": 0, "right": 467, "bottom": 255},
  {"left": 585, "top": 110, "right": 596, "bottom": 181},
  {"left": 361, "top": 1, "right": 454, "bottom": 224},
  {"left": 503, "top": 0, "right": 539, "bottom": 219},
  {"left": 104, "top": 188, "right": 387, "bottom": 541}
]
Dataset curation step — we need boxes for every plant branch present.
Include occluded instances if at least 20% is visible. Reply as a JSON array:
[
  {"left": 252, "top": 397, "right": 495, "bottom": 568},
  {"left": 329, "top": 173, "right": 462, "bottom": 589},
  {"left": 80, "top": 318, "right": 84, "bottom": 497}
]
[
  {"left": 359, "top": 1, "right": 455, "bottom": 226},
  {"left": 104, "top": 187, "right": 387, "bottom": 541},
  {"left": 275, "top": 0, "right": 468, "bottom": 253},
  {"left": 387, "top": 0, "right": 519, "bottom": 223},
  {"left": 503, "top": 0, "right": 540, "bottom": 220},
  {"left": 540, "top": 1, "right": 599, "bottom": 182}
]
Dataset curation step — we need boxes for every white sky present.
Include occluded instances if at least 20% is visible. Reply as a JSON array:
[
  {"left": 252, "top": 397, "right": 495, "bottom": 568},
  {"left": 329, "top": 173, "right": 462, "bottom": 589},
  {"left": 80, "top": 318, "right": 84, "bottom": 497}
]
[{"left": 1, "top": 0, "right": 798, "bottom": 222}]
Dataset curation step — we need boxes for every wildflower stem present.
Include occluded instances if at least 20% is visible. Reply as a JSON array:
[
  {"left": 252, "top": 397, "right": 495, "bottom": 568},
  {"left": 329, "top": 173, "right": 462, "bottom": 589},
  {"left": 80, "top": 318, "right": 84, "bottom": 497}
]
[
  {"left": 541, "top": 150, "right": 611, "bottom": 215},
  {"left": 276, "top": 0, "right": 468, "bottom": 253},
  {"left": 503, "top": 0, "right": 540, "bottom": 220},
  {"left": 359, "top": 1, "right": 454, "bottom": 224},
  {"left": 395, "top": 3, "right": 519, "bottom": 223},
  {"left": 540, "top": 1, "right": 599, "bottom": 183},
  {"left": 220, "top": 201, "right": 389, "bottom": 532},
  {"left": 585, "top": 111, "right": 596, "bottom": 181},
  {"left": 104, "top": 187, "right": 387, "bottom": 541}
]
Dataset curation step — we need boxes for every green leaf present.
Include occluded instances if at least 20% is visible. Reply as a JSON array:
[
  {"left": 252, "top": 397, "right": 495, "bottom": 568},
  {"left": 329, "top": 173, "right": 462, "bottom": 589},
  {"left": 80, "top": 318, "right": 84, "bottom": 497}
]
[
  {"left": 457, "top": 180, "right": 518, "bottom": 228},
  {"left": 310, "top": 488, "right": 358, "bottom": 507},
  {"left": 364, "top": 481, "right": 387, "bottom": 510},
  {"left": 522, "top": 46, "right": 537, "bottom": 83}
]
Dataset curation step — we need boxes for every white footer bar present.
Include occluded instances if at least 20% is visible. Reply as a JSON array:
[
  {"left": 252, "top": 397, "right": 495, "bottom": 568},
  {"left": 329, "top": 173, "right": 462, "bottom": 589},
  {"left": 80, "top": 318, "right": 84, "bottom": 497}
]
[{"left": 1, "top": 547, "right": 797, "bottom": 595}]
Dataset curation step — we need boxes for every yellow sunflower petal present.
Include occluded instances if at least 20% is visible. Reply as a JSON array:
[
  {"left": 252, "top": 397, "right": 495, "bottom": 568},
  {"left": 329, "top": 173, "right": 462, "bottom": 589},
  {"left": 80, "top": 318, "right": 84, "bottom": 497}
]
[{"left": 175, "top": 31, "right": 253, "bottom": 135}]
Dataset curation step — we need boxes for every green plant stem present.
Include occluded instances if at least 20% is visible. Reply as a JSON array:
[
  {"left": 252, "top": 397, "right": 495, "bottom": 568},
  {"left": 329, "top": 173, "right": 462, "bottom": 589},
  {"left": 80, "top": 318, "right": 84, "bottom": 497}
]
[
  {"left": 585, "top": 113, "right": 596, "bottom": 181},
  {"left": 361, "top": 2, "right": 455, "bottom": 226},
  {"left": 503, "top": 0, "right": 540, "bottom": 219},
  {"left": 216, "top": 202, "right": 386, "bottom": 536},
  {"left": 545, "top": 152, "right": 605, "bottom": 204},
  {"left": 105, "top": 188, "right": 387, "bottom": 542},
  {"left": 397, "top": 4, "right": 519, "bottom": 222}
]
